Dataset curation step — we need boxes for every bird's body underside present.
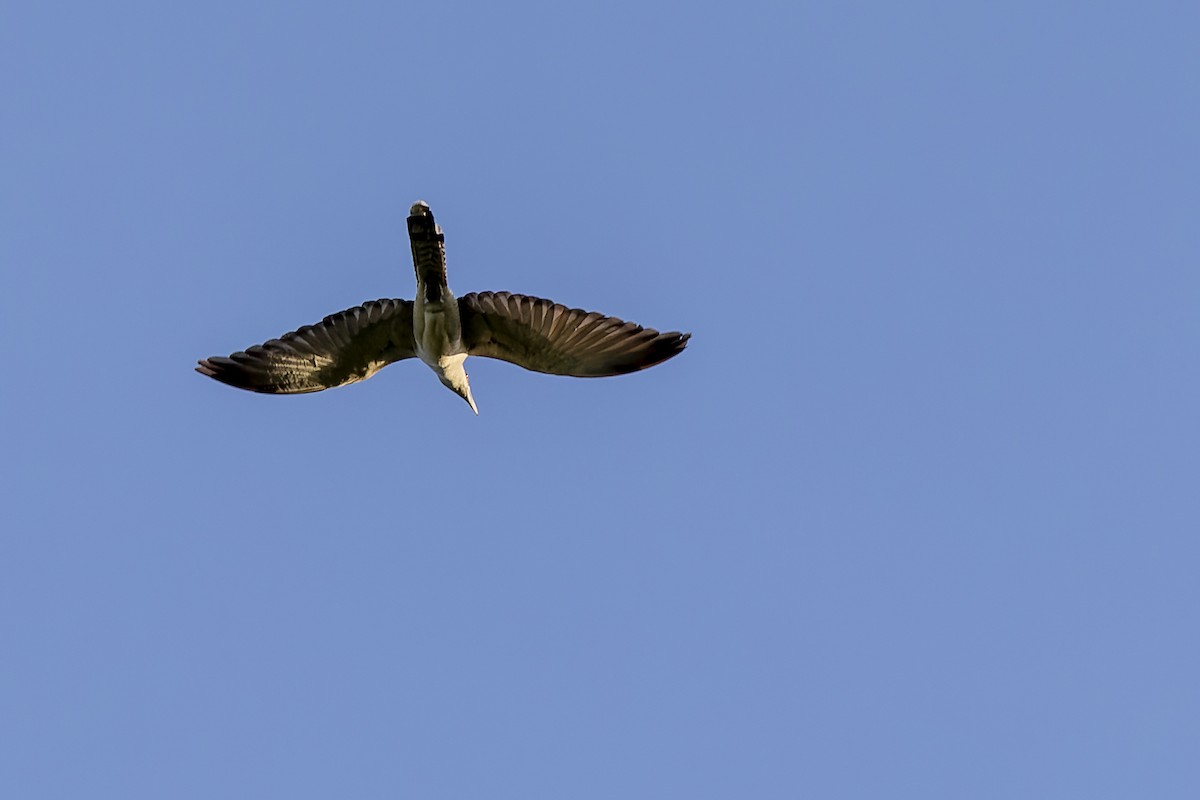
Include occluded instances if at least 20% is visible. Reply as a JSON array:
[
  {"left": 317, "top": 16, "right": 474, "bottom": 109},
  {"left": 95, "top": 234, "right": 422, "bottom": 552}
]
[{"left": 197, "top": 201, "right": 689, "bottom": 413}]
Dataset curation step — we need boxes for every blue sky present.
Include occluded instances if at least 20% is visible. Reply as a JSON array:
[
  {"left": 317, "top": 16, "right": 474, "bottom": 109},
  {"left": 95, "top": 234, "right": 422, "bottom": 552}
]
[{"left": 3, "top": 1, "right": 1198, "bottom": 797}]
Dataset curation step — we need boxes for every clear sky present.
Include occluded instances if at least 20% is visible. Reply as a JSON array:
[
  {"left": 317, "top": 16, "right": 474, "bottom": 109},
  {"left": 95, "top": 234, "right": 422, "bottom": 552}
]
[{"left": 3, "top": 1, "right": 1198, "bottom": 797}]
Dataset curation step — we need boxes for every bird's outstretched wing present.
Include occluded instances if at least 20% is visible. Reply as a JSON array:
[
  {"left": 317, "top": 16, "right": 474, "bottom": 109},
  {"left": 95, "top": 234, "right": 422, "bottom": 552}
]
[
  {"left": 196, "top": 299, "right": 416, "bottom": 393},
  {"left": 458, "top": 291, "right": 689, "bottom": 377}
]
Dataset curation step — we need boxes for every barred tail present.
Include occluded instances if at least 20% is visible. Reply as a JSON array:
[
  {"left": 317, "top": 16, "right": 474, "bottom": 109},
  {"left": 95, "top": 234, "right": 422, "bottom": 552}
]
[{"left": 408, "top": 201, "right": 447, "bottom": 303}]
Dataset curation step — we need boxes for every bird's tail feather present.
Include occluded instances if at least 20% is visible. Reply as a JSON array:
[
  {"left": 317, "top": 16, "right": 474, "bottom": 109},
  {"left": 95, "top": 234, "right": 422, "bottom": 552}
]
[{"left": 408, "top": 202, "right": 447, "bottom": 302}]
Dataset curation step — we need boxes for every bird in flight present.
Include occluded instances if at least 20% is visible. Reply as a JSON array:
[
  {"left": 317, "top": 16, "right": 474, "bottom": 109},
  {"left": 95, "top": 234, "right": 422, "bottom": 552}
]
[{"left": 196, "top": 201, "right": 689, "bottom": 413}]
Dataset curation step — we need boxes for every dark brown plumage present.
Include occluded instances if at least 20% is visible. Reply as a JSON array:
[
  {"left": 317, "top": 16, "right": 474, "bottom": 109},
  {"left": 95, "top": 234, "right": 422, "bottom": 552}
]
[
  {"left": 197, "top": 201, "right": 688, "bottom": 411},
  {"left": 459, "top": 292, "right": 690, "bottom": 377},
  {"left": 196, "top": 299, "right": 415, "bottom": 393}
]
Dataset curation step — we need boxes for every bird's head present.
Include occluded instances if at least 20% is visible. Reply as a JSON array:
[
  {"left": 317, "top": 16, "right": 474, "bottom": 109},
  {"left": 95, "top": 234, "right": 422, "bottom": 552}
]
[{"left": 437, "top": 354, "right": 478, "bottom": 415}]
